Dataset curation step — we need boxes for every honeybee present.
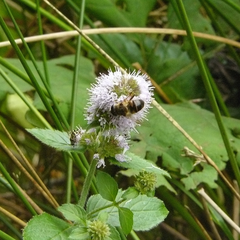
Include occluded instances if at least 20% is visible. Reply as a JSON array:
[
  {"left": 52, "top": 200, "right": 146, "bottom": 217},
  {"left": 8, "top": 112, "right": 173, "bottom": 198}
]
[{"left": 111, "top": 94, "right": 144, "bottom": 116}]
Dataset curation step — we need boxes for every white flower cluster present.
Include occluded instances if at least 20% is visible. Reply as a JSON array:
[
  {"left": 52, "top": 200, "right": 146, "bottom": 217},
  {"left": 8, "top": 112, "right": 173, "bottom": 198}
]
[
  {"left": 86, "top": 68, "right": 153, "bottom": 134},
  {"left": 71, "top": 68, "right": 153, "bottom": 168}
]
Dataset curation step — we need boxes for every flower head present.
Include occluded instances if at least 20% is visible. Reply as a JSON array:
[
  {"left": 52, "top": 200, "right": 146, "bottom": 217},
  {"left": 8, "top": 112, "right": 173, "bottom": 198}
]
[
  {"left": 72, "top": 68, "right": 154, "bottom": 166},
  {"left": 88, "top": 219, "right": 111, "bottom": 240},
  {"left": 69, "top": 126, "right": 85, "bottom": 146},
  {"left": 97, "top": 131, "right": 130, "bottom": 163},
  {"left": 134, "top": 171, "right": 157, "bottom": 195},
  {"left": 85, "top": 68, "right": 153, "bottom": 134},
  {"left": 69, "top": 125, "right": 130, "bottom": 166}
]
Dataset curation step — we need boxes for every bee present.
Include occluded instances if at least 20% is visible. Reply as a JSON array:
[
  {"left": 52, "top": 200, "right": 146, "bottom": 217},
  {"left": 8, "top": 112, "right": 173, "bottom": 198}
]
[{"left": 111, "top": 94, "right": 144, "bottom": 116}]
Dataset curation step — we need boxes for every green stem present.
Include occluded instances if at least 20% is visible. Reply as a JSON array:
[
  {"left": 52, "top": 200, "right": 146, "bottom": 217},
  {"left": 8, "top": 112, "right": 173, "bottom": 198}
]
[
  {"left": 0, "top": 214, "right": 21, "bottom": 239},
  {"left": 0, "top": 161, "right": 37, "bottom": 216},
  {"left": 130, "top": 230, "right": 140, "bottom": 240},
  {"left": 88, "top": 199, "right": 125, "bottom": 218},
  {"left": 36, "top": 0, "right": 50, "bottom": 85},
  {"left": 0, "top": 230, "right": 16, "bottom": 240},
  {"left": 66, "top": 0, "right": 132, "bottom": 68},
  {"left": 116, "top": 227, "right": 127, "bottom": 240},
  {"left": 67, "top": 0, "right": 86, "bottom": 204},
  {"left": 69, "top": 0, "right": 86, "bottom": 128},
  {"left": 78, "top": 154, "right": 98, "bottom": 207},
  {"left": 65, "top": 152, "right": 73, "bottom": 203},
  {"left": 18, "top": 0, "right": 71, "bottom": 30}
]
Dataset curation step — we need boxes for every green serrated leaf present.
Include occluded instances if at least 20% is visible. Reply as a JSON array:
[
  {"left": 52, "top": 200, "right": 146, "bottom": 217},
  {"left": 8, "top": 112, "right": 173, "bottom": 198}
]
[
  {"left": 98, "top": 211, "right": 109, "bottom": 222},
  {"left": 68, "top": 226, "right": 89, "bottom": 240},
  {"left": 86, "top": 190, "right": 168, "bottom": 231},
  {"left": 112, "top": 152, "right": 170, "bottom": 178},
  {"left": 118, "top": 207, "right": 133, "bottom": 235},
  {"left": 27, "top": 128, "right": 85, "bottom": 152},
  {"left": 108, "top": 225, "right": 121, "bottom": 240},
  {"left": 123, "top": 194, "right": 168, "bottom": 231},
  {"left": 58, "top": 203, "right": 87, "bottom": 224},
  {"left": 96, "top": 171, "right": 118, "bottom": 201},
  {"left": 130, "top": 103, "right": 240, "bottom": 189},
  {"left": 86, "top": 192, "right": 120, "bottom": 226},
  {"left": 23, "top": 212, "right": 72, "bottom": 240},
  {"left": 122, "top": 187, "right": 139, "bottom": 200}
]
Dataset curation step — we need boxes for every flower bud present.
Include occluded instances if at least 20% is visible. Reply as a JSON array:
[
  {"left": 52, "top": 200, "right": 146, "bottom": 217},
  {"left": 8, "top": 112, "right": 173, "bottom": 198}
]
[
  {"left": 134, "top": 171, "right": 157, "bottom": 195},
  {"left": 87, "top": 219, "right": 110, "bottom": 240}
]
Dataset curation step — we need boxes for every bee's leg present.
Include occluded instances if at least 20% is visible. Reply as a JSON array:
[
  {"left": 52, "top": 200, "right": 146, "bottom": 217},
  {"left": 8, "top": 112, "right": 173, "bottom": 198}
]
[{"left": 129, "top": 94, "right": 134, "bottom": 101}]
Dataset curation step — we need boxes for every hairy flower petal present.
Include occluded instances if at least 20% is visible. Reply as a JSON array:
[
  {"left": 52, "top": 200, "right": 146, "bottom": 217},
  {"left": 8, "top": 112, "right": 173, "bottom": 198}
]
[{"left": 85, "top": 68, "right": 153, "bottom": 134}]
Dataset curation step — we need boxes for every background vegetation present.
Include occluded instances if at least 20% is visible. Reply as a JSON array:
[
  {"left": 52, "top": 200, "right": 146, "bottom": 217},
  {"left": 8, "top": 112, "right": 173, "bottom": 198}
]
[{"left": 1, "top": 0, "right": 240, "bottom": 239}]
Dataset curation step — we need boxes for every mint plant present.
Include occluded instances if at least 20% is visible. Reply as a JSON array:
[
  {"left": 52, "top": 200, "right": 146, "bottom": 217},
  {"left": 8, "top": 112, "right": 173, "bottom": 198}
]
[
  {"left": 23, "top": 68, "right": 169, "bottom": 239},
  {"left": 3, "top": 0, "right": 240, "bottom": 239}
]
